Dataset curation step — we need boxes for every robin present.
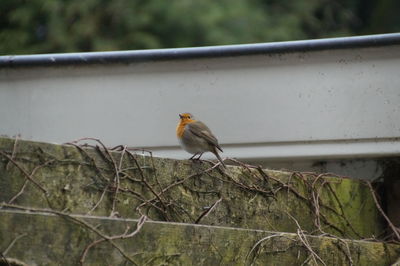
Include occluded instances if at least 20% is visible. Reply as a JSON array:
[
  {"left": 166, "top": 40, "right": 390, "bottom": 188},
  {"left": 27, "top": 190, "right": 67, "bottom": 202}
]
[{"left": 176, "top": 113, "right": 225, "bottom": 167}]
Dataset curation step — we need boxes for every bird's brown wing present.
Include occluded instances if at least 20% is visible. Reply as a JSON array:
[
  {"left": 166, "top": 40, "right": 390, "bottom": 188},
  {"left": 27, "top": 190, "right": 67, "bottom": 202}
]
[{"left": 187, "top": 121, "right": 223, "bottom": 152}]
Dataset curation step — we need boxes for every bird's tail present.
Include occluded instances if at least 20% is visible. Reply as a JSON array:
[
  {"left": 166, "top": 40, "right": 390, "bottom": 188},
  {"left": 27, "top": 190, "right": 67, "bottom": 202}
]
[{"left": 213, "top": 149, "right": 226, "bottom": 168}]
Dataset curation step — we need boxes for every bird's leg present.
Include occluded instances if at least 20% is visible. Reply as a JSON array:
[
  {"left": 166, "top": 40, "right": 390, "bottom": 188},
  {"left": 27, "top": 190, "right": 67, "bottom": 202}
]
[
  {"left": 189, "top": 153, "right": 204, "bottom": 162},
  {"left": 189, "top": 153, "right": 199, "bottom": 160},
  {"left": 195, "top": 153, "right": 204, "bottom": 160}
]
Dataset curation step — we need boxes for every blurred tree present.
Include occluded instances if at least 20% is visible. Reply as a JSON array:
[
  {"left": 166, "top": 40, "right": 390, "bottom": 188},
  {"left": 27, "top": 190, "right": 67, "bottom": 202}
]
[{"left": 0, "top": 0, "right": 399, "bottom": 55}]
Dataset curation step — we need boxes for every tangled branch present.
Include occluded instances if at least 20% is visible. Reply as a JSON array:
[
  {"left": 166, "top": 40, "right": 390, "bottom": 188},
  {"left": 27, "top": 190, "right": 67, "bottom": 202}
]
[
  {"left": 1, "top": 203, "right": 146, "bottom": 265},
  {"left": 1, "top": 136, "right": 399, "bottom": 265}
]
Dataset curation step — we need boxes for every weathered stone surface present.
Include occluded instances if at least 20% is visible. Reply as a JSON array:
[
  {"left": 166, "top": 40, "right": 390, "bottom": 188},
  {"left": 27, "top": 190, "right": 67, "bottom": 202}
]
[
  {"left": 0, "top": 211, "right": 399, "bottom": 266},
  {"left": 0, "top": 137, "right": 385, "bottom": 239}
]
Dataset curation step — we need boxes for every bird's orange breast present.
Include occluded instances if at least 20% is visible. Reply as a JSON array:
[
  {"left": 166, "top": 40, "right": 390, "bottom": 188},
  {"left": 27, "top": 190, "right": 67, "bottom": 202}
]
[
  {"left": 176, "top": 122, "right": 186, "bottom": 138},
  {"left": 176, "top": 119, "right": 195, "bottom": 138}
]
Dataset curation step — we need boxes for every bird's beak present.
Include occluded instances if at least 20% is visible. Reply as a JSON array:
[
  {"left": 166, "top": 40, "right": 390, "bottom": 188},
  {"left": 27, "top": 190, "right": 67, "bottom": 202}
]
[{"left": 179, "top": 114, "right": 183, "bottom": 119}]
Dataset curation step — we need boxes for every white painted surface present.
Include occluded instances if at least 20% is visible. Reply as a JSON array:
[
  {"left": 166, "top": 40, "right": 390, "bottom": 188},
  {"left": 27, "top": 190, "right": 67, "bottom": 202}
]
[{"left": 1, "top": 45, "right": 400, "bottom": 160}]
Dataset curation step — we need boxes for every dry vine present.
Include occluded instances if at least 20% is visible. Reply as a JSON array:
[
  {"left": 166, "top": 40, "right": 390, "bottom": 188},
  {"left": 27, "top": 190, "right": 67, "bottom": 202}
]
[
  {"left": 0, "top": 137, "right": 152, "bottom": 265},
  {"left": 0, "top": 203, "right": 146, "bottom": 266},
  {"left": 0, "top": 232, "right": 28, "bottom": 266},
  {"left": 1, "top": 136, "right": 399, "bottom": 265}
]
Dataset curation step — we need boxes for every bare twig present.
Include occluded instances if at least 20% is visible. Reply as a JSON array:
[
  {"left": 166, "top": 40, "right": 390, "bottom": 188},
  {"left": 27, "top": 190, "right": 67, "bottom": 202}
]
[
  {"left": 195, "top": 198, "right": 222, "bottom": 224},
  {"left": 8, "top": 161, "right": 53, "bottom": 204},
  {"left": 125, "top": 150, "right": 170, "bottom": 218},
  {"left": 80, "top": 215, "right": 147, "bottom": 265},
  {"left": 109, "top": 145, "right": 127, "bottom": 217},
  {"left": 4, "top": 136, "right": 391, "bottom": 266},
  {"left": 2, "top": 233, "right": 28, "bottom": 256},
  {"left": 245, "top": 233, "right": 289, "bottom": 265},
  {"left": 8, "top": 179, "right": 29, "bottom": 204},
  {"left": 310, "top": 174, "right": 328, "bottom": 232},
  {"left": 0, "top": 151, "right": 48, "bottom": 194},
  {"left": 366, "top": 181, "right": 400, "bottom": 241},
  {"left": 5, "top": 135, "right": 19, "bottom": 170},
  {"left": 335, "top": 238, "right": 354, "bottom": 266},
  {"left": 286, "top": 212, "right": 327, "bottom": 266},
  {"left": 65, "top": 142, "right": 109, "bottom": 182},
  {"left": 1, "top": 203, "right": 141, "bottom": 265},
  {"left": 326, "top": 183, "right": 362, "bottom": 238},
  {"left": 86, "top": 183, "right": 110, "bottom": 215},
  {"left": 135, "top": 162, "right": 221, "bottom": 215}
]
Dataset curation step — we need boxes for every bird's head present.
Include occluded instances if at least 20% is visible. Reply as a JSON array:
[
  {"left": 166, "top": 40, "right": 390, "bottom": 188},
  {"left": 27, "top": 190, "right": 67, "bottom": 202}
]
[{"left": 179, "top": 113, "right": 194, "bottom": 122}]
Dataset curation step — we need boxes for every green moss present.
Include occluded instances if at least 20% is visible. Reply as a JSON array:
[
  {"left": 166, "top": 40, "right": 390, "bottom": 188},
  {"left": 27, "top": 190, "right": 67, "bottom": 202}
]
[
  {"left": 0, "top": 212, "right": 398, "bottom": 265},
  {"left": 0, "top": 137, "right": 386, "bottom": 239}
]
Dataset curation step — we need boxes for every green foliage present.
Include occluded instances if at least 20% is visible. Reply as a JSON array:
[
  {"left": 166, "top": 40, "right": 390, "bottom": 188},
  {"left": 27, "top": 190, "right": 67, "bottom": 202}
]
[{"left": 0, "top": 0, "right": 399, "bottom": 55}]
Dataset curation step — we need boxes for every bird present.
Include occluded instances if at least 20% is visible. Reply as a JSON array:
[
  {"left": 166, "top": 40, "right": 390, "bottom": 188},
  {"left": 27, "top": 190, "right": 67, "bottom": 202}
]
[{"left": 176, "top": 113, "right": 225, "bottom": 167}]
